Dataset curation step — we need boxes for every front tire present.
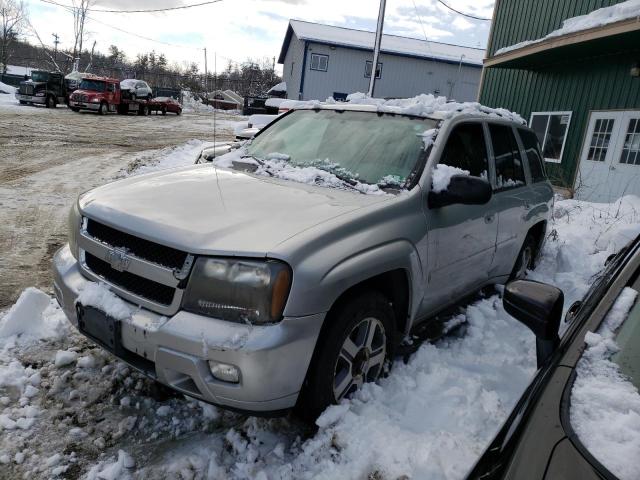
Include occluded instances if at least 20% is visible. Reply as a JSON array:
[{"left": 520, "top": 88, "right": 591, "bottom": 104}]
[
  {"left": 45, "top": 95, "right": 56, "bottom": 108},
  {"left": 298, "top": 291, "right": 394, "bottom": 419},
  {"left": 98, "top": 101, "right": 107, "bottom": 115}
]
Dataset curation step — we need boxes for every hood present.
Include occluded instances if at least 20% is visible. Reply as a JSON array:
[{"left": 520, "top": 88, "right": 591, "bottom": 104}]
[
  {"left": 73, "top": 88, "right": 103, "bottom": 96},
  {"left": 21, "top": 81, "right": 45, "bottom": 88},
  {"left": 79, "top": 165, "right": 390, "bottom": 256}
]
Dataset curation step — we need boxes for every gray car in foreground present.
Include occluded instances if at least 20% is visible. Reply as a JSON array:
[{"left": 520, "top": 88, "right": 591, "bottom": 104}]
[{"left": 53, "top": 104, "right": 553, "bottom": 416}]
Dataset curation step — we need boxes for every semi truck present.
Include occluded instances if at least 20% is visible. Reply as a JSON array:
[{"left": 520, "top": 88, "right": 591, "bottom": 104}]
[{"left": 15, "top": 70, "right": 69, "bottom": 108}]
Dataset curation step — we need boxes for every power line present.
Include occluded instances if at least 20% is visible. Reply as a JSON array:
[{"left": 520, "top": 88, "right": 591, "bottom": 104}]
[
  {"left": 411, "top": 0, "right": 432, "bottom": 53},
  {"left": 435, "top": 0, "right": 491, "bottom": 21},
  {"left": 39, "top": 0, "right": 224, "bottom": 14}
]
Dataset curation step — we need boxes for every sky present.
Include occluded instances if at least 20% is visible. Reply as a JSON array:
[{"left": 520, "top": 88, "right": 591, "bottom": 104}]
[{"left": 23, "top": 0, "right": 495, "bottom": 73}]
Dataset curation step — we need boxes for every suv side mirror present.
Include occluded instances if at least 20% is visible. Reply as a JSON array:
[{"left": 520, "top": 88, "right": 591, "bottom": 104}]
[
  {"left": 504, "top": 280, "right": 564, "bottom": 368},
  {"left": 428, "top": 175, "right": 492, "bottom": 209}
]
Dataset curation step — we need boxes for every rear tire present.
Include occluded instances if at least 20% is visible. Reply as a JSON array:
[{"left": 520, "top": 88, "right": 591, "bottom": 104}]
[
  {"left": 297, "top": 291, "right": 395, "bottom": 420},
  {"left": 19, "top": 100, "right": 27, "bottom": 105},
  {"left": 510, "top": 233, "right": 537, "bottom": 280}
]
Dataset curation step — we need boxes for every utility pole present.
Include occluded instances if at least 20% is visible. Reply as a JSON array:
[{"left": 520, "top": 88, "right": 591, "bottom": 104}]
[
  {"left": 52, "top": 33, "right": 60, "bottom": 67},
  {"left": 368, "top": 0, "right": 386, "bottom": 98}
]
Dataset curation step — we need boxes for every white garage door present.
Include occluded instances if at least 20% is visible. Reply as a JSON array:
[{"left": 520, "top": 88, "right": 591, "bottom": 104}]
[{"left": 576, "top": 110, "right": 640, "bottom": 203}]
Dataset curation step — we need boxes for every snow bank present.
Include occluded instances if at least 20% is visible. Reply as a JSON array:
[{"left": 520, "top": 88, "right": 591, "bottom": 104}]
[
  {"left": 0, "top": 288, "right": 68, "bottom": 349},
  {"left": 570, "top": 287, "right": 640, "bottom": 480},
  {"left": 180, "top": 91, "right": 215, "bottom": 114},
  {"left": 496, "top": 0, "right": 640, "bottom": 54},
  {"left": 0, "top": 81, "right": 16, "bottom": 94},
  {"left": 431, "top": 164, "right": 470, "bottom": 193},
  {"left": 125, "top": 139, "right": 213, "bottom": 176}
]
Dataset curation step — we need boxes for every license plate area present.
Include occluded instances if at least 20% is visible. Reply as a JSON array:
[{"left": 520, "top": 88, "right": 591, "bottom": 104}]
[{"left": 77, "top": 304, "right": 124, "bottom": 355}]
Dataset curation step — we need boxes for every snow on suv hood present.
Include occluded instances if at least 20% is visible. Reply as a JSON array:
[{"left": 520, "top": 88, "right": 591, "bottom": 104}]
[{"left": 79, "top": 165, "right": 390, "bottom": 256}]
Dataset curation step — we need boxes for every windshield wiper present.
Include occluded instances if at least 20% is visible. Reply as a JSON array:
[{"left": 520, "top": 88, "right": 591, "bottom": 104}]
[{"left": 240, "top": 154, "right": 264, "bottom": 166}]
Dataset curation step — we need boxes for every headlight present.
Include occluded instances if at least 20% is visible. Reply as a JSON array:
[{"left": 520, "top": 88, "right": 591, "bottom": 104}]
[
  {"left": 183, "top": 257, "right": 292, "bottom": 324},
  {"left": 91, "top": 98, "right": 100, "bottom": 103},
  {"left": 68, "top": 200, "right": 81, "bottom": 259}
]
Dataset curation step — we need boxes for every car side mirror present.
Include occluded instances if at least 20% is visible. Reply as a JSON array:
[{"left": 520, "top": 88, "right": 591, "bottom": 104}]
[
  {"left": 504, "top": 280, "right": 564, "bottom": 368},
  {"left": 428, "top": 175, "right": 492, "bottom": 209}
]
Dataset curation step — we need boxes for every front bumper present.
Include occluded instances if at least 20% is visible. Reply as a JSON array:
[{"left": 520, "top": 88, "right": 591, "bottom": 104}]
[
  {"left": 69, "top": 100, "right": 100, "bottom": 111},
  {"left": 53, "top": 245, "right": 325, "bottom": 413},
  {"left": 15, "top": 94, "right": 45, "bottom": 104}
]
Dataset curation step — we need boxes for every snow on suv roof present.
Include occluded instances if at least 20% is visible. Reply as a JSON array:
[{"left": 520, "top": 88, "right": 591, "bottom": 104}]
[
  {"left": 279, "top": 93, "right": 525, "bottom": 125},
  {"left": 280, "top": 19, "right": 485, "bottom": 67}
]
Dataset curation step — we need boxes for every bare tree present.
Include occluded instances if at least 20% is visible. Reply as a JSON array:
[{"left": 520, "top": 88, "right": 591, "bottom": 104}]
[
  {"left": 25, "top": 18, "right": 61, "bottom": 71},
  {"left": 71, "top": 0, "right": 91, "bottom": 68},
  {"left": 0, "top": 0, "right": 27, "bottom": 73}
]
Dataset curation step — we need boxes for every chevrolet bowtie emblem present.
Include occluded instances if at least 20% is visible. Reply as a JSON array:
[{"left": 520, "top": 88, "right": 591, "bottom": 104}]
[{"left": 106, "top": 247, "right": 131, "bottom": 272}]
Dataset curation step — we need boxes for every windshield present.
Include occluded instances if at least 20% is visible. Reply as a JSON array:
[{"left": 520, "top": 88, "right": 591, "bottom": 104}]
[
  {"left": 79, "top": 79, "right": 106, "bottom": 92},
  {"left": 31, "top": 71, "right": 49, "bottom": 82},
  {"left": 245, "top": 109, "right": 437, "bottom": 186}
]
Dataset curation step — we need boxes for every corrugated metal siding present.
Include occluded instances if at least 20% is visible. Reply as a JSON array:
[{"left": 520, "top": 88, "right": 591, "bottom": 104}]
[
  {"left": 282, "top": 33, "right": 305, "bottom": 100},
  {"left": 480, "top": 53, "right": 640, "bottom": 187},
  {"left": 488, "top": 0, "right": 626, "bottom": 55},
  {"left": 300, "top": 42, "right": 481, "bottom": 102}
]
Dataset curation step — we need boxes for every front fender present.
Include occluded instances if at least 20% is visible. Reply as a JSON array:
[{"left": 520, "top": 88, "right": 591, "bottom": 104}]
[{"left": 283, "top": 239, "right": 423, "bottom": 329}]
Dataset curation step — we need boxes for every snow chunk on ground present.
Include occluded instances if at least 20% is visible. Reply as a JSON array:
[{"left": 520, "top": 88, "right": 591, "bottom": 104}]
[
  {"left": 54, "top": 350, "right": 78, "bottom": 368},
  {"left": 570, "top": 287, "right": 640, "bottom": 480},
  {"left": 76, "top": 283, "right": 131, "bottom": 321},
  {"left": 431, "top": 164, "right": 470, "bottom": 193},
  {"left": 497, "top": 0, "right": 640, "bottom": 54}
]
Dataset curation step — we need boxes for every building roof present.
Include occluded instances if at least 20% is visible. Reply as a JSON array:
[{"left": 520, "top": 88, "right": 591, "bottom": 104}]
[
  {"left": 494, "top": 0, "right": 640, "bottom": 56},
  {"left": 278, "top": 19, "right": 485, "bottom": 67}
]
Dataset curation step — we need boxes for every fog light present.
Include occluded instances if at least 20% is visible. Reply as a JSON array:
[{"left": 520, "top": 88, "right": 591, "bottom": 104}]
[{"left": 208, "top": 361, "right": 239, "bottom": 383}]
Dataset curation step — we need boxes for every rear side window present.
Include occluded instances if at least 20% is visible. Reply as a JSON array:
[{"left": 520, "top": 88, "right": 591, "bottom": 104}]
[
  {"left": 489, "top": 124, "right": 526, "bottom": 190},
  {"left": 439, "top": 123, "right": 489, "bottom": 178},
  {"left": 518, "top": 129, "right": 546, "bottom": 182}
]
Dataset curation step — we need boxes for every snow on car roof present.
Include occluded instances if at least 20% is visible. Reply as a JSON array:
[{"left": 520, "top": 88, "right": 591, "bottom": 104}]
[
  {"left": 120, "top": 79, "right": 138, "bottom": 86},
  {"left": 496, "top": 0, "right": 640, "bottom": 55},
  {"left": 283, "top": 19, "right": 484, "bottom": 66},
  {"left": 279, "top": 93, "right": 525, "bottom": 125}
]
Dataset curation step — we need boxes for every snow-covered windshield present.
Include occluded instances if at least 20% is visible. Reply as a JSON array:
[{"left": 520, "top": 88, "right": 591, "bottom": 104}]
[
  {"left": 30, "top": 71, "right": 49, "bottom": 83},
  {"left": 245, "top": 109, "right": 438, "bottom": 186},
  {"left": 570, "top": 286, "right": 640, "bottom": 480},
  {"left": 79, "top": 79, "right": 106, "bottom": 92}
]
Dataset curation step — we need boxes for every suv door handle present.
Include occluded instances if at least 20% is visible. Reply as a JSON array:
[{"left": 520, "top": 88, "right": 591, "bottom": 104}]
[{"left": 484, "top": 214, "right": 495, "bottom": 224}]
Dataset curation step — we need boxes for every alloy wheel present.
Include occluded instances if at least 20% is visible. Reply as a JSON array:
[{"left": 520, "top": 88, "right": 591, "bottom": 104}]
[{"left": 333, "top": 317, "right": 386, "bottom": 401}]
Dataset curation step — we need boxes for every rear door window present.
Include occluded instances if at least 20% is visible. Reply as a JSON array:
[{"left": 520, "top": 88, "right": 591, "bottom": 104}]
[
  {"left": 439, "top": 122, "right": 489, "bottom": 179},
  {"left": 489, "top": 124, "right": 526, "bottom": 190},
  {"left": 518, "top": 129, "right": 546, "bottom": 182}
]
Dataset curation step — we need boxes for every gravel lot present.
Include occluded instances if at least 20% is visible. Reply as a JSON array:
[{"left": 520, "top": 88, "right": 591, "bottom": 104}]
[{"left": 0, "top": 102, "right": 238, "bottom": 309}]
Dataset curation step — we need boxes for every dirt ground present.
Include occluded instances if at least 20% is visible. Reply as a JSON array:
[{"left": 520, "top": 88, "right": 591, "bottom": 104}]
[{"left": 0, "top": 103, "right": 238, "bottom": 309}]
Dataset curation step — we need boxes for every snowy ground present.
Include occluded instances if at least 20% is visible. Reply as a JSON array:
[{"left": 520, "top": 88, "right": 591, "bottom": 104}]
[{"left": 2, "top": 93, "right": 640, "bottom": 479}]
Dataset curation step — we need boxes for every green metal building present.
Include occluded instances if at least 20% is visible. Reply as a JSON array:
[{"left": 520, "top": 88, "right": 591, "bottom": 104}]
[{"left": 479, "top": 0, "right": 640, "bottom": 202}]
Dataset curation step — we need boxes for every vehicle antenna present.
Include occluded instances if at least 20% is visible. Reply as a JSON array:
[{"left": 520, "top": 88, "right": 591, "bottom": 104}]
[{"left": 213, "top": 50, "right": 217, "bottom": 159}]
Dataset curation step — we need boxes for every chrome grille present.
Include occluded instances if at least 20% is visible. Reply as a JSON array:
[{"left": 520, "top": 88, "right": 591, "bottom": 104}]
[
  {"left": 19, "top": 85, "right": 34, "bottom": 95},
  {"left": 77, "top": 218, "right": 194, "bottom": 315}
]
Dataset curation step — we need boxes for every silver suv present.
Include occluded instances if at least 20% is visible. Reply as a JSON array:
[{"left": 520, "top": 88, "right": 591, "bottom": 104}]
[{"left": 53, "top": 104, "right": 553, "bottom": 416}]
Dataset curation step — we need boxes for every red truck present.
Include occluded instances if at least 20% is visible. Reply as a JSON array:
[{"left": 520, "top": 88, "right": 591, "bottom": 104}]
[{"left": 68, "top": 75, "right": 179, "bottom": 115}]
